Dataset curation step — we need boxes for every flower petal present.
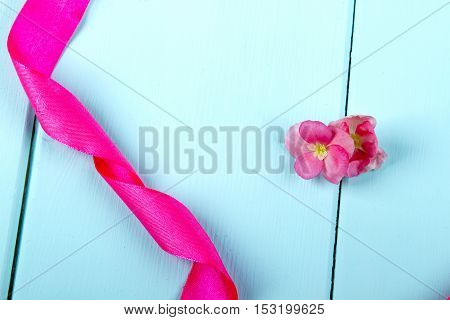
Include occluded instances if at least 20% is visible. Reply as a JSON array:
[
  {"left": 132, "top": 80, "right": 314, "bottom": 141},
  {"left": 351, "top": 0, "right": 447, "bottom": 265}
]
[
  {"left": 299, "top": 120, "right": 333, "bottom": 144},
  {"left": 285, "top": 123, "right": 310, "bottom": 158},
  {"left": 347, "top": 159, "right": 369, "bottom": 177},
  {"left": 365, "top": 148, "right": 387, "bottom": 171},
  {"left": 356, "top": 120, "right": 378, "bottom": 157},
  {"left": 355, "top": 120, "right": 376, "bottom": 137},
  {"left": 328, "top": 119, "right": 350, "bottom": 133},
  {"left": 360, "top": 115, "right": 376, "bottom": 128},
  {"left": 329, "top": 127, "right": 355, "bottom": 157},
  {"left": 322, "top": 145, "right": 349, "bottom": 184},
  {"left": 294, "top": 152, "right": 323, "bottom": 180},
  {"left": 330, "top": 115, "right": 376, "bottom": 133},
  {"left": 346, "top": 149, "right": 371, "bottom": 177}
]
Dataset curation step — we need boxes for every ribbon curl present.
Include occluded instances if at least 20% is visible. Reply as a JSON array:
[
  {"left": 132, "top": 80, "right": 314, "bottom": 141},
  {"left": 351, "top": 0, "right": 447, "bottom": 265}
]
[{"left": 8, "top": 0, "right": 237, "bottom": 300}]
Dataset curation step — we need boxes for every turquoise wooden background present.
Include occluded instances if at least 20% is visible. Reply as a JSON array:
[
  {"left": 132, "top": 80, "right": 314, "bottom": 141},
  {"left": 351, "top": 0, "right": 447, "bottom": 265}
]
[{"left": 1, "top": 0, "right": 449, "bottom": 299}]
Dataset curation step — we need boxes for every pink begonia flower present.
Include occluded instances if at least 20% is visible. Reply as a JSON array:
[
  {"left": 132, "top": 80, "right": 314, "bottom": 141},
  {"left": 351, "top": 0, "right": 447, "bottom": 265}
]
[
  {"left": 329, "top": 115, "right": 386, "bottom": 177},
  {"left": 285, "top": 121, "right": 354, "bottom": 184}
]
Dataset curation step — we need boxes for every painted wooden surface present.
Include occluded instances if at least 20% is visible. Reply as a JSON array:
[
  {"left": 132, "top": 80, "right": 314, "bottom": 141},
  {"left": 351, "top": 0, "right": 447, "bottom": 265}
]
[
  {"left": 3, "top": 0, "right": 448, "bottom": 300},
  {"left": 7, "top": 0, "right": 354, "bottom": 299},
  {"left": 0, "top": 0, "right": 31, "bottom": 299},
  {"left": 333, "top": 0, "right": 450, "bottom": 299}
]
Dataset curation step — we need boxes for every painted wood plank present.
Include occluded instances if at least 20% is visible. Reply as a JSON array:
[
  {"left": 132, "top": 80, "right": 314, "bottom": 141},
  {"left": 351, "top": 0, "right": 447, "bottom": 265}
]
[
  {"left": 0, "top": 0, "right": 33, "bottom": 300},
  {"left": 333, "top": 0, "right": 450, "bottom": 299},
  {"left": 11, "top": 0, "right": 354, "bottom": 298}
]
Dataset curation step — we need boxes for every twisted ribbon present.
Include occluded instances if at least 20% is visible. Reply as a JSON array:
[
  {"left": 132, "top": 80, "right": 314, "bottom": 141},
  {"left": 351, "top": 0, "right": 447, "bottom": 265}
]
[{"left": 8, "top": 0, "right": 237, "bottom": 299}]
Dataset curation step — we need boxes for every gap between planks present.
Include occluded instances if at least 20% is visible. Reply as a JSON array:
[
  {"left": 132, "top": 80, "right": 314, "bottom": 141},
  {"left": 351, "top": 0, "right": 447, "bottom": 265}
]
[
  {"left": 7, "top": 115, "right": 37, "bottom": 300},
  {"left": 330, "top": 0, "right": 357, "bottom": 300}
]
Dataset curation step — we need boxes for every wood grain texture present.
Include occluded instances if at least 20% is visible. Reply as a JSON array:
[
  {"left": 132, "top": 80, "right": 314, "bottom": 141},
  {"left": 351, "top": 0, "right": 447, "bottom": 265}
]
[
  {"left": 333, "top": 0, "right": 450, "bottom": 299},
  {"left": 0, "top": 0, "right": 32, "bottom": 300},
  {"left": 10, "top": 0, "right": 354, "bottom": 298}
]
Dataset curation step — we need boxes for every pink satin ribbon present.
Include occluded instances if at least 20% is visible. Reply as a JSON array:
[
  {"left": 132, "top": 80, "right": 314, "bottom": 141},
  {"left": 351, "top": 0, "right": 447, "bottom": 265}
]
[{"left": 8, "top": 0, "right": 237, "bottom": 300}]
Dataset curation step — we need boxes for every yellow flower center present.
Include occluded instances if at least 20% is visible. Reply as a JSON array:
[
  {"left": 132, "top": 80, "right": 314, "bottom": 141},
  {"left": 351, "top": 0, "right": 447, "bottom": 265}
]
[
  {"left": 351, "top": 133, "right": 362, "bottom": 149},
  {"left": 309, "top": 143, "right": 328, "bottom": 160}
]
